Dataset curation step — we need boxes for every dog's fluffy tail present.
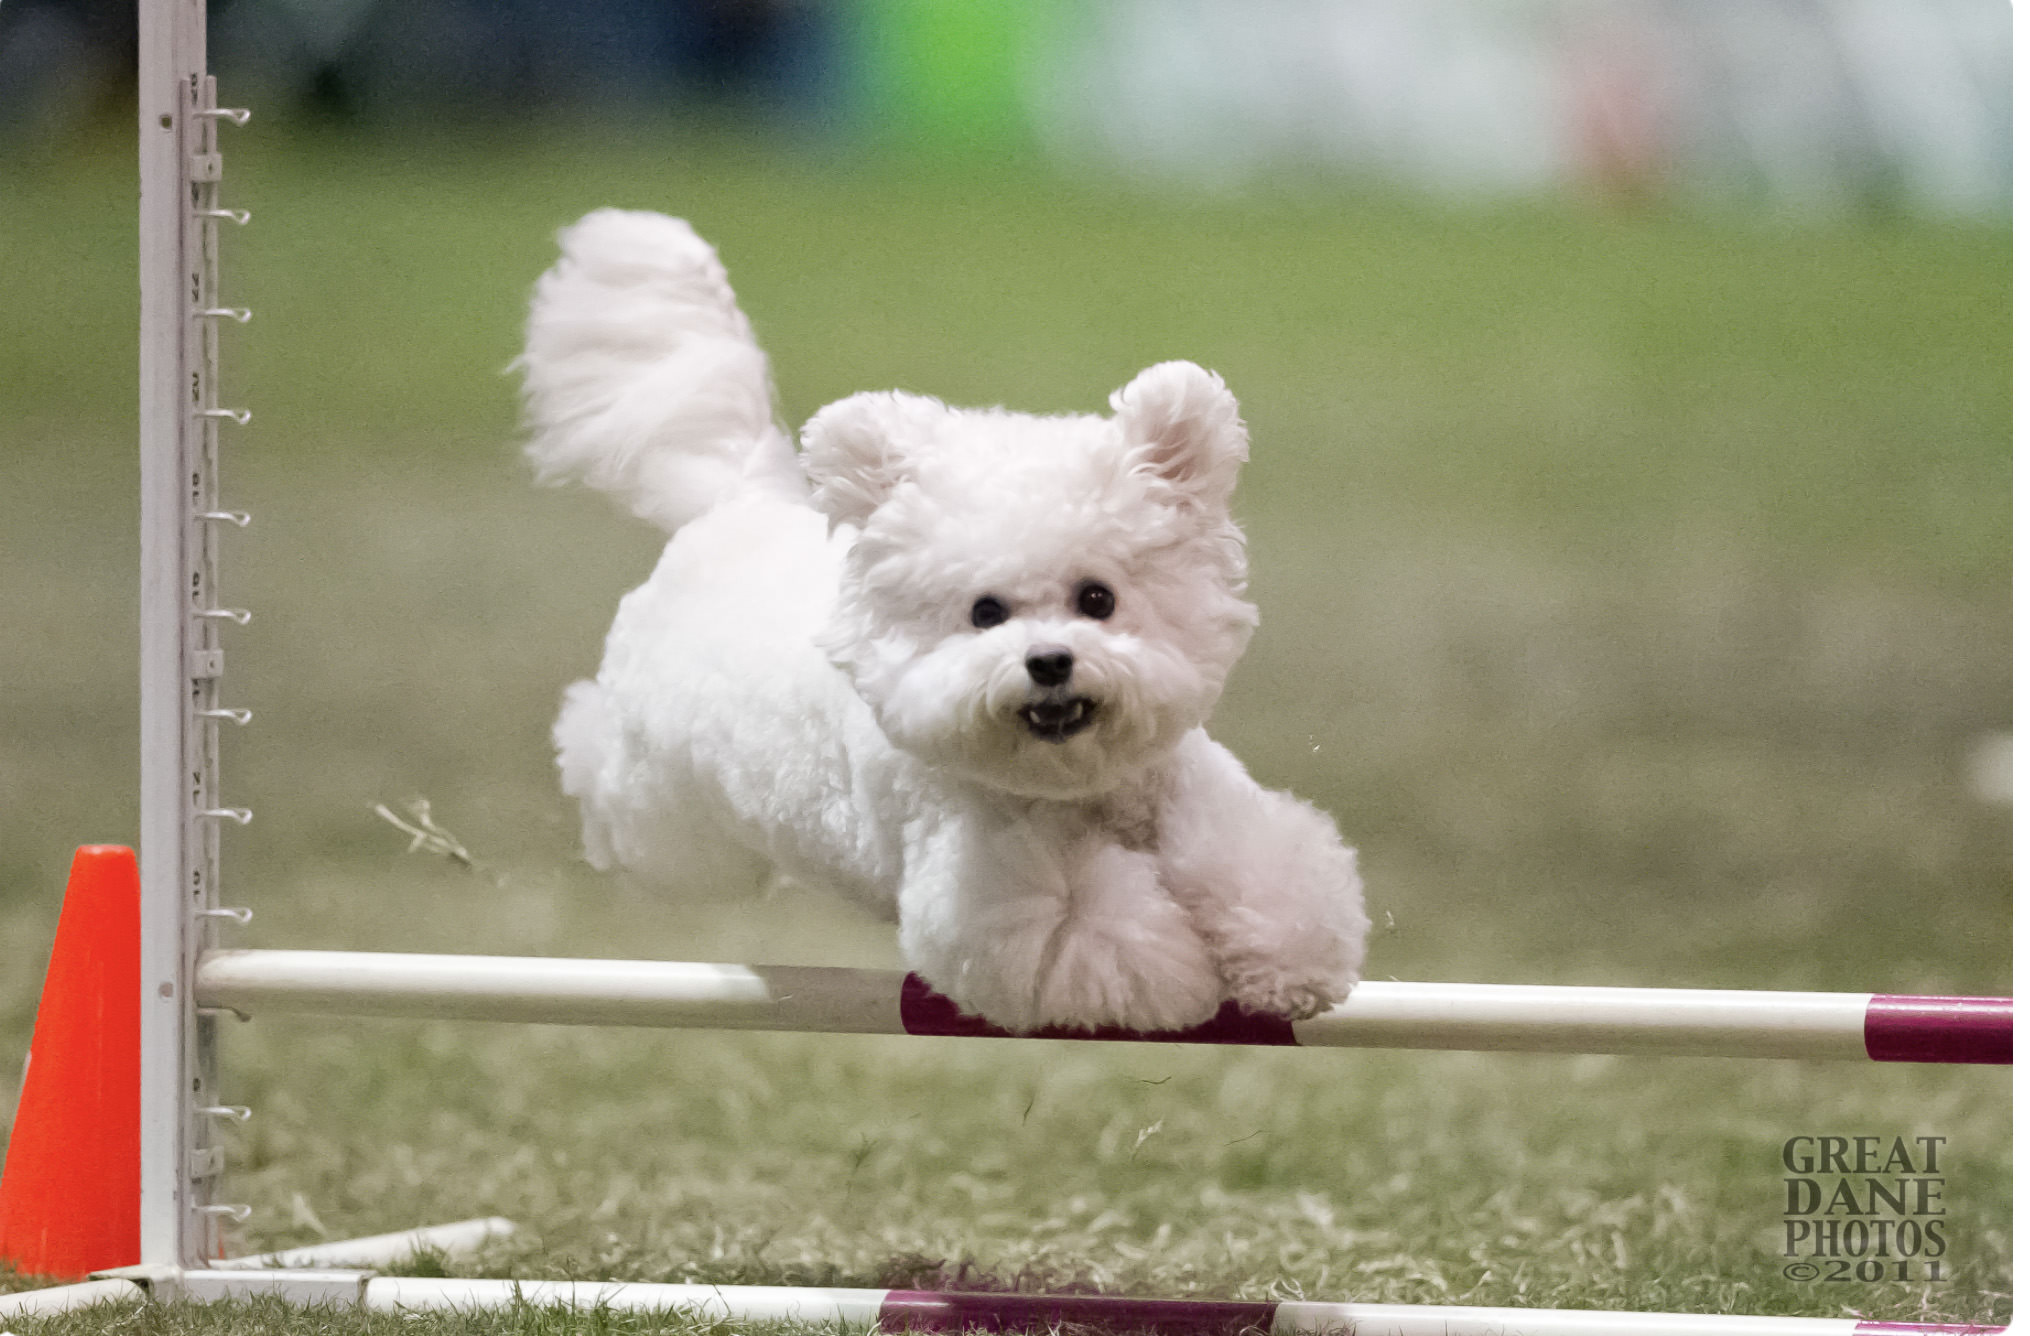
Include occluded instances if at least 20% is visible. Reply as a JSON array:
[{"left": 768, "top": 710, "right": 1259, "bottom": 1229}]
[{"left": 517, "top": 209, "right": 805, "bottom": 532}]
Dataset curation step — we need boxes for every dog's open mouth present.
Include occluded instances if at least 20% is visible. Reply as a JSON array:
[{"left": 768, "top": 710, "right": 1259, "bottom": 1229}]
[{"left": 1020, "top": 696, "right": 1097, "bottom": 743}]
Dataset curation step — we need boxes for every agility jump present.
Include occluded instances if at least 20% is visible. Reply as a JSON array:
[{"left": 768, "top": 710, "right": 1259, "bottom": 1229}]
[{"left": 0, "top": 4, "right": 2008, "bottom": 1332}]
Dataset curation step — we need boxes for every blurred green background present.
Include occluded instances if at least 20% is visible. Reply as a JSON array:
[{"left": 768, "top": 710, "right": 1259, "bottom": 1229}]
[{"left": 0, "top": 1, "right": 2010, "bottom": 1329}]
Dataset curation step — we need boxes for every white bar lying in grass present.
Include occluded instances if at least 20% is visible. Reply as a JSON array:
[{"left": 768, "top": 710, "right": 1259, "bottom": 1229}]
[
  {"left": 21, "top": 1259, "right": 1992, "bottom": 1333},
  {"left": 193, "top": 950, "right": 2010, "bottom": 1063},
  {"left": 101, "top": 1271, "right": 1999, "bottom": 1335},
  {"left": 366, "top": 1278, "right": 893, "bottom": 1322},
  {"left": 213, "top": 1215, "right": 515, "bottom": 1270},
  {"left": 0, "top": 1278, "right": 146, "bottom": 1319}
]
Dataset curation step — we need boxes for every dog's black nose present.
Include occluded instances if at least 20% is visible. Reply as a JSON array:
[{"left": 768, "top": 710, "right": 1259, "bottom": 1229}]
[{"left": 1026, "top": 646, "right": 1074, "bottom": 687}]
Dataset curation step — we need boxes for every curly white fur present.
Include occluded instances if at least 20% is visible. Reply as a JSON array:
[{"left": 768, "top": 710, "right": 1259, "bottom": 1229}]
[{"left": 522, "top": 208, "right": 1367, "bottom": 1032}]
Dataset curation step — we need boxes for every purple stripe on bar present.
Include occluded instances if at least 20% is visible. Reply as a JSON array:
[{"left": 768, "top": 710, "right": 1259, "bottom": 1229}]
[
  {"left": 1852, "top": 1323, "right": 2007, "bottom": 1334},
  {"left": 1862, "top": 995, "right": 2011, "bottom": 1064},
  {"left": 880, "top": 1291, "right": 1278, "bottom": 1334},
  {"left": 898, "top": 975, "right": 1297, "bottom": 1046}
]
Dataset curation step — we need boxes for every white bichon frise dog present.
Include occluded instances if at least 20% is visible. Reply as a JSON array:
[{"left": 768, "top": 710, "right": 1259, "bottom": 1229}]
[{"left": 519, "top": 209, "right": 1367, "bottom": 1033}]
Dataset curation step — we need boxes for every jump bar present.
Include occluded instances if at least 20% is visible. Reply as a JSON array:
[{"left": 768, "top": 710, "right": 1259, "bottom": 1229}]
[{"left": 194, "top": 951, "right": 2009, "bottom": 1063}]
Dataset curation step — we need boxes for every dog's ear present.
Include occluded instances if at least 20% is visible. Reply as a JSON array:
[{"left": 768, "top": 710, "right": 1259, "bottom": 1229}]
[
  {"left": 1109, "top": 361, "right": 1249, "bottom": 509},
  {"left": 800, "top": 391, "right": 947, "bottom": 526}
]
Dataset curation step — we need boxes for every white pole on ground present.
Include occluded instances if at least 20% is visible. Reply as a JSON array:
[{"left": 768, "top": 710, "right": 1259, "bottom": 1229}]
[
  {"left": 3, "top": 1270, "right": 1984, "bottom": 1334},
  {"left": 213, "top": 1217, "right": 518, "bottom": 1271},
  {"left": 0, "top": 1278, "right": 148, "bottom": 1320},
  {"left": 354, "top": 1278, "right": 1878, "bottom": 1334},
  {"left": 140, "top": 0, "right": 247, "bottom": 1267},
  {"left": 364, "top": 1278, "right": 895, "bottom": 1322}
]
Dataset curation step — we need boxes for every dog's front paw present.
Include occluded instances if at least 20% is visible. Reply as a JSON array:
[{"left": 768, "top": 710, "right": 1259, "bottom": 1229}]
[
  {"left": 908, "top": 842, "right": 1224, "bottom": 1035},
  {"left": 1157, "top": 759, "right": 1368, "bottom": 1023},
  {"left": 1032, "top": 911, "right": 1225, "bottom": 1033},
  {"left": 1224, "top": 959, "right": 1356, "bottom": 1021},
  {"left": 1028, "top": 845, "right": 1224, "bottom": 1032}
]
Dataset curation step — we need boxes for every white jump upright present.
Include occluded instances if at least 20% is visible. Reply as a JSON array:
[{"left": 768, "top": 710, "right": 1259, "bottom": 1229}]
[
  {"left": 0, "top": 2, "right": 2008, "bottom": 1331},
  {"left": 138, "top": 0, "right": 254, "bottom": 1268}
]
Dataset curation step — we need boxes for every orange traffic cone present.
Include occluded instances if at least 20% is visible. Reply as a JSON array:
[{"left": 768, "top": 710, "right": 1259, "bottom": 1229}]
[{"left": 0, "top": 845, "right": 140, "bottom": 1278}]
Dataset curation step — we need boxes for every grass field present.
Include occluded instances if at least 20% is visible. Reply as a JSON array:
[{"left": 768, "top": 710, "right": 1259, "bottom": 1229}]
[{"left": 0, "top": 118, "right": 2010, "bottom": 1331}]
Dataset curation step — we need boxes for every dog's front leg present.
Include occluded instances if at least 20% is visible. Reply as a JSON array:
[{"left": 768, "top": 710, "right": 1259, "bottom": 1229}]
[
  {"left": 1156, "top": 729, "right": 1368, "bottom": 1020},
  {"left": 896, "top": 807, "right": 1224, "bottom": 1034}
]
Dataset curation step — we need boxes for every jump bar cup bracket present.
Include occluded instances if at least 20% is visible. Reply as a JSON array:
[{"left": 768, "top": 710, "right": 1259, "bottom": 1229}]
[{"left": 0, "top": 1, "right": 2005, "bottom": 1331}]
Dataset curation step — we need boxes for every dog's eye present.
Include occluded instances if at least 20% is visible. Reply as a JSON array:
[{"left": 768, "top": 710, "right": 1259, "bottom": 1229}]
[
  {"left": 970, "top": 596, "right": 1010, "bottom": 629},
  {"left": 1075, "top": 582, "right": 1115, "bottom": 620}
]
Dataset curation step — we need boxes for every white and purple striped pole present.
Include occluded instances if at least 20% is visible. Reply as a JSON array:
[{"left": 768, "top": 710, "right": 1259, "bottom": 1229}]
[
  {"left": 5, "top": 1261, "right": 1999, "bottom": 1332},
  {"left": 354, "top": 1277, "right": 2002, "bottom": 1334},
  {"left": 0, "top": 1264, "right": 2002, "bottom": 1332},
  {"left": 193, "top": 952, "right": 2010, "bottom": 1064}
]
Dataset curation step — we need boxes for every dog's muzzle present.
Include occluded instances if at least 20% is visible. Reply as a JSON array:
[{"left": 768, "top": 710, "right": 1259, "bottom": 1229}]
[{"left": 1020, "top": 694, "right": 1096, "bottom": 743}]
